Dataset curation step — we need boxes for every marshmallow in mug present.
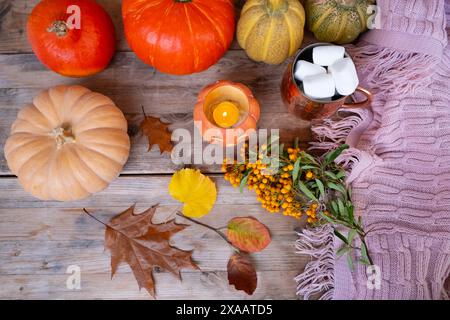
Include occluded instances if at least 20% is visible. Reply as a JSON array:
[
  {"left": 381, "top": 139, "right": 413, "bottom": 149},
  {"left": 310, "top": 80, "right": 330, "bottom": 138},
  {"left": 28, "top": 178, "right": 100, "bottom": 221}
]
[
  {"left": 312, "top": 45, "right": 345, "bottom": 66},
  {"left": 328, "top": 57, "right": 359, "bottom": 96},
  {"left": 294, "top": 45, "right": 360, "bottom": 100},
  {"left": 294, "top": 60, "right": 326, "bottom": 81},
  {"left": 302, "top": 73, "right": 336, "bottom": 100}
]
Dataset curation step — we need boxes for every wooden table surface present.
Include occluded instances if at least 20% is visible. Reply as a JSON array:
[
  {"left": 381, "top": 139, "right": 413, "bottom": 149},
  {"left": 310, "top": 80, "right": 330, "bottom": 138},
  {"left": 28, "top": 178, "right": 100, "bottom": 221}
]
[{"left": 0, "top": 0, "right": 316, "bottom": 299}]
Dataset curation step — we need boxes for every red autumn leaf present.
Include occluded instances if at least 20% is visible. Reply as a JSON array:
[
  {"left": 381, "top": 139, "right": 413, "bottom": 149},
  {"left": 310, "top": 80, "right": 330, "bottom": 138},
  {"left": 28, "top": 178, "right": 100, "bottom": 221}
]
[
  {"left": 104, "top": 205, "right": 199, "bottom": 297},
  {"left": 227, "top": 217, "right": 271, "bottom": 253},
  {"left": 227, "top": 253, "right": 257, "bottom": 295}
]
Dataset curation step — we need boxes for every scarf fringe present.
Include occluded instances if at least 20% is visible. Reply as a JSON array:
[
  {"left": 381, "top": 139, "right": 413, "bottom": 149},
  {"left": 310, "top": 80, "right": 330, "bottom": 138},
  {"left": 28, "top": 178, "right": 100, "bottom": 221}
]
[
  {"left": 295, "top": 225, "right": 335, "bottom": 300},
  {"left": 296, "top": 111, "right": 364, "bottom": 301},
  {"left": 336, "top": 149, "right": 364, "bottom": 173},
  {"left": 309, "top": 114, "right": 364, "bottom": 151},
  {"left": 347, "top": 44, "right": 440, "bottom": 96},
  {"left": 296, "top": 113, "right": 364, "bottom": 300}
]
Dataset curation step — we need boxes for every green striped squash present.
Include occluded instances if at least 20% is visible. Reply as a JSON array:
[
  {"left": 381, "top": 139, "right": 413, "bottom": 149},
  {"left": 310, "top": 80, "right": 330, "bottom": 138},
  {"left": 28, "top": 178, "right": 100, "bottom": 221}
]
[
  {"left": 237, "top": 0, "right": 306, "bottom": 65},
  {"left": 306, "top": 0, "right": 375, "bottom": 44}
]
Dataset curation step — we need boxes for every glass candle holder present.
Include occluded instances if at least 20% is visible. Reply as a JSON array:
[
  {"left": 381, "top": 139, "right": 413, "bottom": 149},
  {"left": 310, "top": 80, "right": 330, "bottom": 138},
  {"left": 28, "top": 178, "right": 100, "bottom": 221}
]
[{"left": 194, "top": 80, "right": 260, "bottom": 147}]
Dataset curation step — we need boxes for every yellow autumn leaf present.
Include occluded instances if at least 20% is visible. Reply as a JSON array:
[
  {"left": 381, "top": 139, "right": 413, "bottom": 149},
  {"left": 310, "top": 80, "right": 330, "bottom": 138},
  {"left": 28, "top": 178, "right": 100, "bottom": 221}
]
[{"left": 169, "top": 168, "right": 217, "bottom": 218}]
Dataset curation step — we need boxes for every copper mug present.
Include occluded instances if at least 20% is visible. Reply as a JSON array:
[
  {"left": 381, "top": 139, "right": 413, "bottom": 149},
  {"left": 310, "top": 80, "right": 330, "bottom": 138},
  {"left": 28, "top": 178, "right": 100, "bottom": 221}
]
[{"left": 281, "top": 43, "right": 372, "bottom": 121}]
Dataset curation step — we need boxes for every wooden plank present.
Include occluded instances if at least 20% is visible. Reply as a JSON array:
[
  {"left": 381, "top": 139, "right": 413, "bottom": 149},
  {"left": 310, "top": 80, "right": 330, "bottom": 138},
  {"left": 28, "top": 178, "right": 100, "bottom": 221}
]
[
  {"left": 0, "top": 51, "right": 313, "bottom": 175},
  {"left": 0, "top": 209, "right": 303, "bottom": 273},
  {"left": 0, "top": 176, "right": 306, "bottom": 299},
  {"left": 0, "top": 271, "right": 300, "bottom": 300},
  {"left": 0, "top": 236, "right": 302, "bottom": 274},
  {"left": 0, "top": 51, "right": 293, "bottom": 92},
  {"left": 0, "top": 174, "right": 302, "bottom": 209}
]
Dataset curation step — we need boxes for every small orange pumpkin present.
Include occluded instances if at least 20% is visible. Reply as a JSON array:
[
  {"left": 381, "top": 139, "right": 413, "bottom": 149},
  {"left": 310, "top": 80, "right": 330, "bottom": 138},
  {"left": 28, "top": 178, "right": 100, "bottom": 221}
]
[
  {"left": 194, "top": 81, "right": 260, "bottom": 146},
  {"left": 27, "top": 0, "right": 116, "bottom": 77},
  {"left": 4, "top": 85, "right": 130, "bottom": 201}
]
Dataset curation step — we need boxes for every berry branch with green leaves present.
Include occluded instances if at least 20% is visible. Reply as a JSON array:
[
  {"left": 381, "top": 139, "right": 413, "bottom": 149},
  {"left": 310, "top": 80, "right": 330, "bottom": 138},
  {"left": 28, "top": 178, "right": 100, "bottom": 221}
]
[{"left": 223, "top": 139, "right": 373, "bottom": 269}]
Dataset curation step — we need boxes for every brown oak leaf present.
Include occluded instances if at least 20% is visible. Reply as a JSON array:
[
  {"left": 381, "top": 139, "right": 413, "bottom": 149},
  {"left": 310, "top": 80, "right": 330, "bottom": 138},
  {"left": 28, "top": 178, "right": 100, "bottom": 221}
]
[
  {"left": 140, "top": 108, "right": 173, "bottom": 154},
  {"left": 104, "top": 205, "right": 199, "bottom": 297},
  {"left": 227, "top": 253, "right": 257, "bottom": 295}
]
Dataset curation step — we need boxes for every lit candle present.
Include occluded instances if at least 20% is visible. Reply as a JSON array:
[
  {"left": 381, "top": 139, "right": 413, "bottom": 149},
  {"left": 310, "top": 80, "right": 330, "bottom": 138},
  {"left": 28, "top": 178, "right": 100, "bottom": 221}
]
[{"left": 212, "top": 101, "right": 240, "bottom": 128}]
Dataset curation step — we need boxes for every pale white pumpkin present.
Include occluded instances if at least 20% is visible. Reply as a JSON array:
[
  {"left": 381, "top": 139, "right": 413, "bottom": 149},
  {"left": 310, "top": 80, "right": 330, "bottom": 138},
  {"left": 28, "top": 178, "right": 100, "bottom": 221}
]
[{"left": 4, "top": 85, "right": 130, "bottom": 201}]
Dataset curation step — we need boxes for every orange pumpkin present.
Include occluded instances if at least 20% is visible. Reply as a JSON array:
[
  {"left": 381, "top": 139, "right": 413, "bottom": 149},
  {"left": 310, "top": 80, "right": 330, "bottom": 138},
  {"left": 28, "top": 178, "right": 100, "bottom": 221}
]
[
  {"left": 27, "top": 0, "right": 115, "bottom": 77},
  {"left": 122, "top": 0, "right": 235, "bottom": 75},
  {"left": 4, "top": 86, "right": 130, "bottom": 201},
  {"left": 194, "top": 80, "right": 260, "bottom": 146}
]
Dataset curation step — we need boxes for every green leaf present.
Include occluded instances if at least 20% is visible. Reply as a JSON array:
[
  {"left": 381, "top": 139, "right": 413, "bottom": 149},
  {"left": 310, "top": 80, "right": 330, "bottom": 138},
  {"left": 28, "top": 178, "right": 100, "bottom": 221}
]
[
  {"left": 337, "top": 246, "right": 350, "bottom": 258},
  {"left": 239, "top": 172, "right": 250, "bottom": 193},
  {"left": 301, "top": 165, "right": 317, "bottom": 170},
  {"left": 248, "top": 149, "right": 258, "bottom": 162},
  {"left": 294, "top": 137, "right": 299, "bottom": 149},
  {"left": 300, "top": 152, "right": 317, "bottom": 164},
  {"left": 267, "top": 134, "right": 280, "bottom": 146},
  {"left": 347, "top": 229, "right": 357, "bottom": 246},
  {"left": 337, "top": 199, "right": 346, "bottom": 217},
  {"left": 319, "top": 212, "right": 334, "bottom": 224},
  {"left": 324, "top": 171, "right": 338, "bottom": 180},
  {"left": 292, "top": 158, "right": 301, "bottom": 182},
  {"left": 334, "top": 229, "right": 348, "bottom": 245},
  {"left": 324, "top": 144, "right": 349, "bottom": 164},
  {"left": 315, "top": 179, "right": 325, "bottom": 199},
  {"left": 330, "top": 201, "right": 339, "bottom": 217},
  {"left": 336, "top": 170, "right": 346, "bottom": 179},
  {"left": 360, "top": 242, "right": 370, "bottom": 265},
  {"left": 261, "top": 155, "right": 271, "bottom": 165},
  {"left": 347, "top": 203, "right": 355, "bottom": 224},
  {"left": 298, "top": 181, "right": 317, "bottom": 201},
  {"left": 347, "top": 252, "right": 354, "bottom": 270},
  {"left": 265, "top": 137, "right": 281, "bottom": 160},
  {"left": 266, "top": 157, "right": 280, "bottom": 174},
  {"left": 279, "top": 143, "right": 284, "bottom": 157},
  {"left": 327, "top": 182, "right": 347, "bottom": 195}
]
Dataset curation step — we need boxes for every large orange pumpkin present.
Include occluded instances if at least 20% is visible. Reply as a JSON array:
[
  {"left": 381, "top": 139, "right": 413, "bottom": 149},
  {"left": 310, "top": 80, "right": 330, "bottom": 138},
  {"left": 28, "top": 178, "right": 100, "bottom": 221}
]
[
  {"left": 27, "top": 0, "right": 116, "bottom": 77},
  {"left": 122, "top": 0, "right": 235, "bottom": 75},
  {"left": 4, "top": 86, "right": 130, "bottom": 201}
]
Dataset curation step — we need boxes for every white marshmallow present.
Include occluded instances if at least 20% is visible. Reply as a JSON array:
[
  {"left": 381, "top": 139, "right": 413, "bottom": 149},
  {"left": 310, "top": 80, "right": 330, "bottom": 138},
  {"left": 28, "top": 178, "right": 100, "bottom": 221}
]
[
  {"left": 294, "top": 60, "right": 326, "bottom": 81},
  {"left": 313, "top": 45, "right": 345, "bottom": 66},
  {"left": 328, "top": 58, "right": 359, "bottom": 96},
  {"left": 303, "top": 73, "right": 336, "bottom": 100}
]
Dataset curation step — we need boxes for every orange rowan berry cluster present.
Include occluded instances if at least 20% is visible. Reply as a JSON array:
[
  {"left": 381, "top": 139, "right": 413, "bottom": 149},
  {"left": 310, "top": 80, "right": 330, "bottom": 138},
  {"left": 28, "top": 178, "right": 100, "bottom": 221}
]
[
  {"left": 305, "top": 202, "right": 319, "bottom": 224},
  {"left": 222, "top": 159, "right": 244, "bottom": 188},
  {"left": 222, "top": 145, "right": 305, "bottom": 219}
]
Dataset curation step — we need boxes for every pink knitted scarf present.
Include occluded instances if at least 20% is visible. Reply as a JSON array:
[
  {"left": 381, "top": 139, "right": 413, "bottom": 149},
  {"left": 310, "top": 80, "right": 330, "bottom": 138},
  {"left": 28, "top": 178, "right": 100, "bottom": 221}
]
[{"left": 296, "top": 0, "right": 450, "bottom": 300}]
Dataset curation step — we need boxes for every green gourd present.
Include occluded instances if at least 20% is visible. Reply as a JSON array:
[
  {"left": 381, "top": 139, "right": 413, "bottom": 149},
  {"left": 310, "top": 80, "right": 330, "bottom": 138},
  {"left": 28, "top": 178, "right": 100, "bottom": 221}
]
[
  {"left": 237, "top": 0, "right": 306, "bottom": 65},
  {"left": 306, "top": 0, "right": 375, "bottom": 44}
]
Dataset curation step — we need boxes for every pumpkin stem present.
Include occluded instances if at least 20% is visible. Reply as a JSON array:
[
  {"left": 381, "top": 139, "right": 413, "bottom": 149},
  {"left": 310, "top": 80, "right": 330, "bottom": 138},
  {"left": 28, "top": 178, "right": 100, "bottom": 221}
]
[
  {"left": 52, "top": 126, "right": 75, "bottom": 149},
  {"left": 47, "top": 21, "right": 69, "bottom": 37},
  {"left": 267, "top": 0, "right": 286, "bottom": 11}
]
